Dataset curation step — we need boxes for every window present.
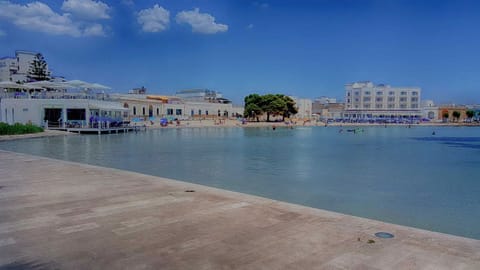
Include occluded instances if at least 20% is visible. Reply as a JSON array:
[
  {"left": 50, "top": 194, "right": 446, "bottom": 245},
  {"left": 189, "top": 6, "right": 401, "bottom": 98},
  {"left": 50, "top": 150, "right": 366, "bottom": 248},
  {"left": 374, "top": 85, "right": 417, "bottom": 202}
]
[
  {"left": 191, "top": 109, "right": 194, "bottom": 116},
  {"left": 411, "top": 97, "right": 418, "bottom": 102},
  {"left": 347, "top": 99, "right": 351, "bottom": 103},
  {"left": 411, "top": 104, "right": 418, "bottom": 108},
  {"left": 354, "top": 91, "right": 359, "bottom": 96},
  {"left": 206, "top": 110, "right": 209, "bottom": 115},
  {"left": 400, "top": 104, "right": 407, "bottom": 108},
  {"left": 412, "top": 91, "right": 418, "bottom": 96},
  {"left": 167, "top": 109, "right": 173, "bottom": 115},
  {"left": 347, "top": 92, "right": 351, "bottom": 96},
  {"left": 364, "top": 104, "right": 371, "bottom": 108},
  {"left": 376, "top": 104, "right": 383, "bottom": 108},
  {"left": 142, "top": 107, "right": 145, "bottom": 115},
  {"left": 400, "top": 97, "right": 407, "bottom": 102},
  {"left": 176, "top": 109, "right": 182, "bottom": 115},
  {"left": 364, "top": 91, "right": 371, "bottom": 95},
  {"left": 363, "top": 97, "right": 371, "bottom": 102},
  {"left": 388, "top": 97, "right": 395, "bottom": 102},
  {"left": 400, "top": 91, "right": 407, "bottom": 95},
  {"left": 388, "top": 104, "right": 395, "bottom": 108},
  {"left": 355, "top": 98, "right": 359, "bottom": 102},
  {"left": 376, "top": 97, "right": 383, "bottom": 102},
  {"left": 198, "top": 110, "right": 202, "bottom": 115},
  {"left": 389, "top": 91, "right": 395, "bottom": 95},
  {"left": 376, "top": 91, "right": 383, "bottom": 95},
  {"left": 133, "top": 106, "right": 136, "bottom": 115}
]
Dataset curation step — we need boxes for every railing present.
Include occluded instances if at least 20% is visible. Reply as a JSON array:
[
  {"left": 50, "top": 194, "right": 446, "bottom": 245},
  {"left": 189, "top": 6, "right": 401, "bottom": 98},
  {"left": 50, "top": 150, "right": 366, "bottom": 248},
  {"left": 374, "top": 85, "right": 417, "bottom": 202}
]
[{"left": 0, "top": 92, "right": 113, "bottom": 101}]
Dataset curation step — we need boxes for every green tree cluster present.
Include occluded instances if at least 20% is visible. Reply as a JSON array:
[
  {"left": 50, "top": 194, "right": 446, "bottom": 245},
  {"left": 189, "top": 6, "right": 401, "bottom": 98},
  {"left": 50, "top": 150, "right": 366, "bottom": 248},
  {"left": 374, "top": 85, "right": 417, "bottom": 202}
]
[
  {"left": 244, "top": 94, "right": 298, "bottom": 122},
  {"left": 28, "top": 53, "right": 50, "bottom": 82}
]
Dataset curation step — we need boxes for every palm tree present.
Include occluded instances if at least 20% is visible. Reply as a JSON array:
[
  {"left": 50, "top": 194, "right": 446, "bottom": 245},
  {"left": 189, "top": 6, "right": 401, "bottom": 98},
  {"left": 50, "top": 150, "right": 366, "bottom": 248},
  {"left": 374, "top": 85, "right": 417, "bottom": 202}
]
[
  {"left": 466, "top": 110, "right": 474, "bottom": 121},
  {"left": 442, "top": 111, "right": 449, "bottom": 122},
  {"left": 452, "top": 111, "right": 461, "bottom": 122}
]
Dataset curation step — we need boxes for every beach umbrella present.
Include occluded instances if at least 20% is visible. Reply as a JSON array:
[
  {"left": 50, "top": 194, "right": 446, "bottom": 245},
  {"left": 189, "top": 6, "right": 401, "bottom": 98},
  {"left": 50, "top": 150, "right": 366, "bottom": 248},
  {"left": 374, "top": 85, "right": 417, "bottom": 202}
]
[
  {"left": 25, "top": 81, "right": 69, "bottom": 90},
  {"left": 0, "top": 81, "right": 36, "bottom": 90},
  {"left": 64, "top": 80, "right": 111, "bottom": 90},
  {"left": 89, "top": 83, "right": 111, "bottom": 90}
]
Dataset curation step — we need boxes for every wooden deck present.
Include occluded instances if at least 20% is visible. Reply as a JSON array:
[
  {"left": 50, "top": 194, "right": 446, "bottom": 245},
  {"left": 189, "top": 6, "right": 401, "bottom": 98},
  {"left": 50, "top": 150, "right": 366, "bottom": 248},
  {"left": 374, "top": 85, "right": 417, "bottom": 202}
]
[{"left": 48, "top": 126, "right": 141, "bottom": 134}]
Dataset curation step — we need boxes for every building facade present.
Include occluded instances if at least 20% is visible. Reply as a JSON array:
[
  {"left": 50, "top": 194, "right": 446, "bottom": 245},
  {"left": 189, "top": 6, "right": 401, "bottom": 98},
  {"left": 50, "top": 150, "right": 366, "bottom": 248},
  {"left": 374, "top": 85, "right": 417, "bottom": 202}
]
[
  {"left": 437, "top": 105, "right": 468, "bottom": 122},
  {"left": 0, "top": 95, "right": 126, "bottom": 127},
  {"left": 290, "top": 97, "right": 312, "bottom": 119},
  {"left": 0, "top": 51, "right": 48, "bottom": 83},
  {"left": 115, "top": 94, "right": 243, "bottom": 121},
  {"left": 344, "top": 81, "right": 421, "bottom": 119}
]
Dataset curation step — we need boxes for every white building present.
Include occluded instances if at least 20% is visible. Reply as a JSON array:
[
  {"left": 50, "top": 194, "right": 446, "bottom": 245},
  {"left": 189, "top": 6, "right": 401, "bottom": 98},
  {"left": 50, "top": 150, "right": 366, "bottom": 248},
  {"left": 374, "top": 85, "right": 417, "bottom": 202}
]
[
  {"left": 0, "top": 94, "right": 127, "bottom": 127},
  {"left": 421, "top": 100, "right": 439, "bottom": 121},
  {"left": 176, "top": 89, "right": 231, "bottom": 104},
  {"left": 0, "top": 50, "right": 48, "bottom": 83},
  {"left": 315, "top": 96, "right": 337, "bottom": 104},
  {"left": 290, "top": 97, "right": 312, "bottom": 119},
  {"left": 344, "top": 81, "right": 422, "bottom": 119},
  {"left": 113, "top": 94, "right": 243, "bottom": 121}
]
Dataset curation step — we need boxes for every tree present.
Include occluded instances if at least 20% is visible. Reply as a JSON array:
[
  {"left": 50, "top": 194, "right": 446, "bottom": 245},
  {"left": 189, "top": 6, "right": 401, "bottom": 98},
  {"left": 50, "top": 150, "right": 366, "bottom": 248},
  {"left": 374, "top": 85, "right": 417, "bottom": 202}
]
[
  {"left": 279, "top": 95, "right": 298, "bottom": 120},
  {"left": 442, "top": 111, "right": 449, "bottom": 122},
  {"left": 28, "top": 53, "right": 50, "bottom": 82},
  {"left": 244, "top": 94, "right": 264, "bottom": 121},
  {"left": 244, "top": 93, "right": 298, "bottom": 122},
  {"left": 261, "top": 94, "right": 285, "bottom": 122},
  {"left": 466, "top": 110, "right": 475, "bottom": 120},
  {"left": 452, "top": 111, "right": 461, "bottom": 122}
]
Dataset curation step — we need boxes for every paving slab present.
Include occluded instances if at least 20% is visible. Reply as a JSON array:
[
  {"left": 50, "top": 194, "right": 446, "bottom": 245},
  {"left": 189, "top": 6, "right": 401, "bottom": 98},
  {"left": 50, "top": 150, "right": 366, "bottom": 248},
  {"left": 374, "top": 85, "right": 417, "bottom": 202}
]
[{"left": 0, "top": 150, "right": 479, "bottom": 269}]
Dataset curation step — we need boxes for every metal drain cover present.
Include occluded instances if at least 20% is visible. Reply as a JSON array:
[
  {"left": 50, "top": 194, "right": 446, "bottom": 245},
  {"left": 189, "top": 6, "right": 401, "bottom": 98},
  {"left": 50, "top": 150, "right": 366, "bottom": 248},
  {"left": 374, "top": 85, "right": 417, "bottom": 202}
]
[{"left": 375, "top": 232, "right": 394, "bottom": 239}]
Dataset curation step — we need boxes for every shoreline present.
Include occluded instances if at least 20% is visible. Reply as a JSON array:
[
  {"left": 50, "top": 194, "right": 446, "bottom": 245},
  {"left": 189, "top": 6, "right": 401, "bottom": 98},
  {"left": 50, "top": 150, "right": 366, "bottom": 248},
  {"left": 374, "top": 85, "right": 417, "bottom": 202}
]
[
  {"left": 1, "top": 120, "right": 479, "bottom": 141},
  {"left": 0, "top": 149, "right": 479, "bottom": 269}
]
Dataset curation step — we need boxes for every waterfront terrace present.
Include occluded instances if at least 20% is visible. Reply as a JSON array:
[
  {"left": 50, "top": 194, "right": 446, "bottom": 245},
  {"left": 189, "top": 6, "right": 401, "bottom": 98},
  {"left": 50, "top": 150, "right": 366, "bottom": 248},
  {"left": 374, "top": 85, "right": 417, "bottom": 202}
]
[{"left": 0, "top": 150, "right": 479, "bottom": 269}]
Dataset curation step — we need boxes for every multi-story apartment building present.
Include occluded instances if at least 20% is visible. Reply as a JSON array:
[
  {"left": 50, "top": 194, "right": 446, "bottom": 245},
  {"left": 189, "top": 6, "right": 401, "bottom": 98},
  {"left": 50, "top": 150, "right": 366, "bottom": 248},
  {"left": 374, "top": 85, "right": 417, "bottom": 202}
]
[
  {"left": 0, "top": 50, "right": 48, "bottom": 82},
  {"left": 344, "top": 81, "right": 421, "bottom": 119}
]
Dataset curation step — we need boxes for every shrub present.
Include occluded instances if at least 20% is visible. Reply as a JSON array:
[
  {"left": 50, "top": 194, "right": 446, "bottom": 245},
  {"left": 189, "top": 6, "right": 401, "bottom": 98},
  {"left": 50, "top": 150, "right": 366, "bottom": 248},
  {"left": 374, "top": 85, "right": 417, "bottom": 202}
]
[{"left": 0, "top": 122, "right": 44, "bottom": 135}]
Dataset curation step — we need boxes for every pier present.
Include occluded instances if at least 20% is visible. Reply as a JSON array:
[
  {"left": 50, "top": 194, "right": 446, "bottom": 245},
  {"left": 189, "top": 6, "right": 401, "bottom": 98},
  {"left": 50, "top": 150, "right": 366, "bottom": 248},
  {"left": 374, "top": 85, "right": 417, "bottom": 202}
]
[{"left": 0, "top": 150, "right": 479, "bottom": 269}]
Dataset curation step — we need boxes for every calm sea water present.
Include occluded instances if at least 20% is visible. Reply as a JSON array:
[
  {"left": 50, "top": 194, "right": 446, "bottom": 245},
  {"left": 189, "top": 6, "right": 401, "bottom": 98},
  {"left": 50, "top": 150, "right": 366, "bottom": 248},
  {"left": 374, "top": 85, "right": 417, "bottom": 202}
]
[{"left": 1, "top": 126, "right": 480, "bottom": 239}]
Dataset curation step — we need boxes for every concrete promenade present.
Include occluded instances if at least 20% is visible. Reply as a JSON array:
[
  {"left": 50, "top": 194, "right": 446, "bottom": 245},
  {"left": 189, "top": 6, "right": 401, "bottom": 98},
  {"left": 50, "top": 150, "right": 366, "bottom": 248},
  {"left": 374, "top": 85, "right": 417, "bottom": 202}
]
[{"left": 0, "top": 150, "right": 479, "bottom": 269}]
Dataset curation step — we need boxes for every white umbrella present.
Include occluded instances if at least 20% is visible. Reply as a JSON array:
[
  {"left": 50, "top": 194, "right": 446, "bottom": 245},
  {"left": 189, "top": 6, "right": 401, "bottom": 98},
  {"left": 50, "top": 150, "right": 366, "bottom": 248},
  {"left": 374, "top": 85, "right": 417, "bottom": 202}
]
[
  {"left": 25, "top": 81, "right": 69, "bottom": 90},
  {"left": 0, "top": 81, "right": 36, "bottom": 90},
  {"left": 65, "top": 79, "right": 91, "bottom": 89},
  {"left": 89, "top": 83, "right": 111, "bottom": 90}
]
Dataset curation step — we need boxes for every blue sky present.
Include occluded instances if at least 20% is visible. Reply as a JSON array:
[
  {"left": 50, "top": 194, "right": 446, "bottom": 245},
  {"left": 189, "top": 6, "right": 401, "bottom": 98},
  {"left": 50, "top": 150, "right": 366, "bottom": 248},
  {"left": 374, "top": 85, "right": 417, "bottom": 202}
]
[{"left": 1, "top": 0, "right": 480, "bottom": 104}]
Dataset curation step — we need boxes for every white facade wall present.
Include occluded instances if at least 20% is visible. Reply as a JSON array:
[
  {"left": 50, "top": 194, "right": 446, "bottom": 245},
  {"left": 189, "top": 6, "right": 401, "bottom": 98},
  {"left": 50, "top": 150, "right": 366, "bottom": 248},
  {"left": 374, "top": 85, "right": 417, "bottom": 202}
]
[
  {"left": 119, "top": 95, "right": 243, "bottom": 120},
  {"left": 0, "top": 58, "right": 16, "bottom": 81},
  {"left": 0, "top": 51, "right": 47, "bottom": 83},
  {"left": 421, "top": 100, "right": 439, "bottom": 120},
  {"left": 291, "top": 97, "right": 312, "bottom": 119},
  {"left": 16, "top": 51, "right": 36, "bottom": 74},
  {"left": 344, "top": 81, "right": 422, "bottom": 118},
  {"left": 0, "top": 98, "right": 125, "bottom": 126}
]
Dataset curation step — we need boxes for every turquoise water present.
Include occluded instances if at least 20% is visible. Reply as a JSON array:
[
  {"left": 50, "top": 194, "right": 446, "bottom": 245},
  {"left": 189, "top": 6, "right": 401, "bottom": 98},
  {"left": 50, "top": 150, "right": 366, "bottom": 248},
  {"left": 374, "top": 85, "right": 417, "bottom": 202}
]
[{"left": 1, "top": 126, "right": 480, "bottom": 239}]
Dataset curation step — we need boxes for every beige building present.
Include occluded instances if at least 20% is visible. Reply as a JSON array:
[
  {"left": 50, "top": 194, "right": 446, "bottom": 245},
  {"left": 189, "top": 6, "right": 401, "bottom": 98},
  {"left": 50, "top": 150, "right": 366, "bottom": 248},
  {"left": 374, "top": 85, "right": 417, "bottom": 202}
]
[{"left": 438, "top": 105, "right": 468, "bottom": 122}]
